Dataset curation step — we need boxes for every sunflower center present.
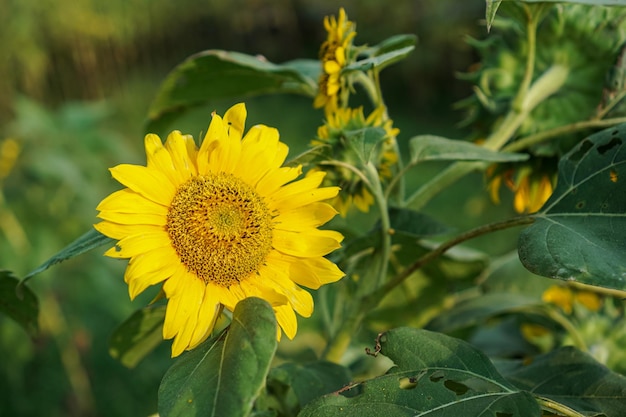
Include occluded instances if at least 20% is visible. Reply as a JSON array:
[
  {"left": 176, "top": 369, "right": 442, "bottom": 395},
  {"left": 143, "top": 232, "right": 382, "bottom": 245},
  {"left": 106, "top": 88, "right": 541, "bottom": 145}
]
[{"left": 166, "top": 174, "right": 273, "bottom": 287}]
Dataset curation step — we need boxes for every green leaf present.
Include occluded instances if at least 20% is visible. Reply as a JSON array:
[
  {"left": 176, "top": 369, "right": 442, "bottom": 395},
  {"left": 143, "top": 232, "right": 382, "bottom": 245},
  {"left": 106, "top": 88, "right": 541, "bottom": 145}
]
[
  {"left": 344, "top": 127, "right": 387, "bottom": 165},
  {"left": 22, "top": 228, "right": 113, "bottom": 283},
  {"left": 362, "top": 34, "right": 418, "bottom": 58},
  {"left": 158, "top": 297, "right": 277, "bottom": 417},
  {"left": 519, "top": 0, "right": 626, "bottom": 4},
  {"left": 269, "top": 361, "right": 352, "bottom": 409},
  {"left": 146, "top": 50, "right": 319, "bottom": 134},
  {"left": 426, "top": 293, "right": 540, "bottom": 333},
  {"left": 486, "top": 0, "right": 503, "bottom": 32},
  {"left": 518, "top": 124, "right": 626, "bottom": 290},
  {"left": 500, "top": 347, "right": 626, "bottom": 417},
  {"left": 409, "top": 135, "right": 529, "bottom": 164},
  {"left": 0, "top": 271, "right": 39, "bottom": 337},
  {"left": 109, "top": 305, "right": 166, "bottom": 369},
  {"left": 388, "top": 207, "right": 452, "bottom": 238},
  {"left": 343, "top": 46, "right": 416, "bottom": 73},
  {"left": 299, "top": 328, "right": 541, "bottom": 417}
]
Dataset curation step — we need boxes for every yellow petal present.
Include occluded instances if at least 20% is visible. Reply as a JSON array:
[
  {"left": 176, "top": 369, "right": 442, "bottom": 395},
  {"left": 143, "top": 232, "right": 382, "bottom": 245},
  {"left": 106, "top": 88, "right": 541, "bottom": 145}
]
[
  {"left": 103, "top": 231, "right": 171, "bottom": 259},
  {"left": 127, "top": 262, "right": 177, "bottom": 300},
  {"left": 236, "top": 125, "right": 281, "bottom": 186},
  {"left": 273, "top": 229, "right": 343, "bottom": 257},
  {"left": 110, "top": 164, "right": 175, "bottom": 206},
  {"left": 273, "top": 202, "right": 338, "bottom": 231},
  {"left": 123, "top": 246, "right": 179, "bottom": 283},
  {"left": 164, "top": 131, "right": 198, "bottom": 180},
  {"left": 164, "top": 275, "right": 204, "bottom": 357},
  {"left": 98, "top": 211, "right": 166, "bottom": 226},
  {"left": 272, "top": 186, "right": 340, "bottom": 211},
  {"left": 197, "top": 113, "right": 227, "bottom": 175},
  {"left": 144, "top": 134, "right": 180, "bottom": 185},
  {"left": 273, "top": 304, "right": 297, "bottom": 339},
  {"left": 255, "top": 166, "right": 301, "bottom": 197},
  {"left": 260, "top": 262, "right": 313, "bottom": 317},
  {"left": 94, "top": 222, "right": 163, "bottom": 240},
  {"left": 188, "top": 286, "right": 222, "bottom": 349},
  {"left": 285, "top": 254, "right": 345, "bottom": 289},
  {"left": 223, "top": 103, "right": 247, "bottom": 142},
  {"left": 97, "top": 189, "right": 169, "bottom": 215}
]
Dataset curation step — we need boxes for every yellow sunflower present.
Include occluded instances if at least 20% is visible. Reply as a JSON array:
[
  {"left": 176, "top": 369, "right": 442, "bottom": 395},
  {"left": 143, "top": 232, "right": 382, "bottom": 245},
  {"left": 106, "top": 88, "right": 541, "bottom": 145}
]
[
  {"left": 312, "top": 106, "right": 399, "bottom": 216},
  {"left": 313, "top": 8, "right": 356, "bottom": 114},
  {"left": 95, "top": 103, "right": 345, "bottom": 357}
]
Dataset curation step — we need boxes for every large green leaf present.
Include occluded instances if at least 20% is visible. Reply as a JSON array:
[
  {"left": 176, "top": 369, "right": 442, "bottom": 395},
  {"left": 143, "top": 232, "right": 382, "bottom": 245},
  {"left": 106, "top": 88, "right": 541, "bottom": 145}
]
[
  {"left": 158, "top": 297, "right": 277, "bottom": 417},
  {"left": 499, "top": 347, "right": 626, "bottom": 417},
  {"left": 267, "top": 361, "right": 352, "bottom": 412},
  {"left": 518, "top": 124, "right": 626, "bottom": 290},
  {"left": 22, "top": 228, "right": 113, "bottom": 283},
  {"left": 299, "top": 328, "right": 541, "bottom": 417},
  {"left": 146, "top": 50, "right": 319, "bottom": 134},
  {"left": 345, "top": 127, "right": 387, "bottom": 165},
  {"left": 0, "top": 271, "right": 39, "bottom": 337},
  {"left": 109, "top": 305, "right": 166, "bottom": 369},
  {"left": 409, "top": 135, "right": 528, "bottom": 164}
]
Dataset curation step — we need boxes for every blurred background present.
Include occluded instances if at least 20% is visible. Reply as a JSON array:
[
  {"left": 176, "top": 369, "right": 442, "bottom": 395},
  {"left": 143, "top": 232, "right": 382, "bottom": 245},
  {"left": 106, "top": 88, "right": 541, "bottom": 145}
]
[{"left": 0, "top": 1, "right": 499, "bottom": 416}]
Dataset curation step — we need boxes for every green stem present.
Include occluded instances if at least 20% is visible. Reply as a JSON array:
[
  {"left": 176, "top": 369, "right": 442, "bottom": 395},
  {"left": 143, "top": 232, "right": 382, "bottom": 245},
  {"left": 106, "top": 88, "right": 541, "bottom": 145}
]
[
  {"left": 365, "top": 216, "right": 535, "bottom": 308},
  {"left": 512, "top": 5, "right": 538, "bottom": 112},
  {"left": 544, "top": 307, "right": 588, "bottom": 352},
  {"left": 595, "top": 90, "right": 626, "bottom": 120},
  {"left": 405, "top": 64, "right": 569, "bottom": 210},
  {"left": 536, "top": 396, "right": 588, "bottom": 417},
  {"left": 364, "top": 162, "right": 392, "bottom": 289},
  {"left": 503, "top": 117, "right": 626, "bottom": 153}
]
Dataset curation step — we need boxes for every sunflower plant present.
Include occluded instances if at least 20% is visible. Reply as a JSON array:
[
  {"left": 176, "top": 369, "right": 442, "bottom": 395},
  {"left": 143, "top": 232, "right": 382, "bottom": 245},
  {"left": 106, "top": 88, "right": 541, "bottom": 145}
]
[{"left": 4, "top": 2, "right": 626, "bottom": 417}]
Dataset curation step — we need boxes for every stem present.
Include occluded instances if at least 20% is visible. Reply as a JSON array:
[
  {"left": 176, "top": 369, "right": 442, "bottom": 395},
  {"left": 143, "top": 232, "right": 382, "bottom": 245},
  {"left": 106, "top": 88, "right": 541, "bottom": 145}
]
[
  {"left": 512, "top": 5, "right": 538, "bottom": 112},
  {"left": 406, "top": 64, "right": 569, "bottom": 210},
  {"left": 536, "top": 397, "right": 588, "bottom": 417},
  {"left": 364, "top": 162, "right": 392, "bottom": 289},
  {"left": 365, "top": 216, "right": 535, "bottom": 308},
  {"left": 544, "top": 307, "right": 588, "bottom": 351},
  {"left": 503, "top": 117, "right": 626, "bottom": 153},
  {"left": 595, "top": 90, "right": 626, "bottom": 120}
]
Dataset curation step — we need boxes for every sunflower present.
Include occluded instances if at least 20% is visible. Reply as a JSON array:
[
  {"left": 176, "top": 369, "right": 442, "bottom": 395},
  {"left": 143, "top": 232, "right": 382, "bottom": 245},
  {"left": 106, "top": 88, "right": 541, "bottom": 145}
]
[
  {"left": 313, "top": 8, "right": 356, "bottom": 114},
  {"left": 95, "top": 103, "right": 345, "bottom": 357},
  {"left": 312, "top": 106, "right": 399, "bottom": 216}
]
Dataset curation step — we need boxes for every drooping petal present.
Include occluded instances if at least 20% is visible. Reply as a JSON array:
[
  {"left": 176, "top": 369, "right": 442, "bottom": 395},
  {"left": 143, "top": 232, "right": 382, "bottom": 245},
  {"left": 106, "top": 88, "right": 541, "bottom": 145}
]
[
  {"left": 287, "top": 255, "right": 345, "bottom": 289},
  {"left": 97, "top": 211, "right": 166, "bottom": 226},
  {"left": 273, "top": 304, "right": 297, "bottom": 340},
  {"left": 145, "top": 134, "right": 180, "bottom": 185},
  {"left": 197, "top": 113, "right": 227, "bottom": 175},
  {"left": 273, "top": 229, "right": 343, "bottom": 257},
  {"left": 255, "top": 166, "right": 302, "bottom": 197},
  {"left": 109, "top": 164, "right": 175, "bottom": 206},
  {"left": 223, "top": 103, "right": 247, "bottom": 142},
  {"left": 188, "top": 285, "right": 222, "bottom": 349},
  {"left": 236, "top": 125, "right": 282, "bottom": 186},
  {"left": 260, "top": 261, "right": 313, "bottom": 317}
]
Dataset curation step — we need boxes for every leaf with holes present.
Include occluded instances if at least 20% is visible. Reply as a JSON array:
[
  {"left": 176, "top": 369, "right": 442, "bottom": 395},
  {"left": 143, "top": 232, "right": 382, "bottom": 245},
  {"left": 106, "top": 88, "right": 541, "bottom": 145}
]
[
  {"left": 518, "top": 123, "right": 626, "bottom": 290},
  {"left": 299, "top": 328, "right": 541, "bottom": 417}
]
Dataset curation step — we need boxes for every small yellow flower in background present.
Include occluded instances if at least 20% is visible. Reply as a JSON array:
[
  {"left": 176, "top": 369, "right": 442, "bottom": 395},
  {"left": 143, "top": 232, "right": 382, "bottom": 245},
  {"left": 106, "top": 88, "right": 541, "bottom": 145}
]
[
  {"left": 311, "top": 106, "right": 399, "bottom": 216},
  {"left": 314, "top": 8, "right": 356, "bottom": 114},
  {"left": 96, "top": 103, "right": 345, "bottom": 357},
  {"left": 487, "top": 165, "right": 554, "bottom": 214},
  {"left": 0, "top": 138, "right": 20, "bottom": 180},
  {"left": 542, "top": 285, "right": 574, "bottom": 314},
  {"left": 575, "top": 291, "right": 603, "bottom": 312}
]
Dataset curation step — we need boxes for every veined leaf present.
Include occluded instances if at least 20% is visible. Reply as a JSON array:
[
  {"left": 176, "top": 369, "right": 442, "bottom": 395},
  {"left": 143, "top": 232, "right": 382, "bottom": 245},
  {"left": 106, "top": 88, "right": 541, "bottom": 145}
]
[
  {"left": 299, "top": 328, "right": 541, "bottom": 417},
  {"left": 0, "top": 271, "right": 39, "bottom": 337},
  {"left": 500, "top": 347, "right": 626, "bottom": 417},
  {"left": 343, "top": 46, "right": 415, "bottom": 73},
  {"left": 518, "top": 123, "right": 626, "bottom": 290},
  {"left": 344, "top": 127, "right": 387, "bottom": 165},
  {"left": 360, "top": 34, "right": 418, "bottom": 59},
  {"left": 22, "top": 228, "right": 113, "bottom": 283},
  {"left": 109, "top": 305, "right": 166, "bottom": 369},
  {"left": 146, "top": 50, "right": 319, "bottom": 134},
  {"left": 158, "top": 297, "right": 277, "bottom": 417},
  {"left": 409, "top": 135, "right": 528, "bottom": 164}
]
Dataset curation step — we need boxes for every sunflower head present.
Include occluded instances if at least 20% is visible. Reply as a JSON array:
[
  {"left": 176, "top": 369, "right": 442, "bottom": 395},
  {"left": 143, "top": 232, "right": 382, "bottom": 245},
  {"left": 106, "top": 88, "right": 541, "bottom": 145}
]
[
  {"left": 314, "top": 8, "right": 357, "bottom": 114},
  {"left": 96, "top": 103, "right": 345, "bottom": 357},
  {"left": 312, "top": 106, "right": 399, "bottom": 216}
]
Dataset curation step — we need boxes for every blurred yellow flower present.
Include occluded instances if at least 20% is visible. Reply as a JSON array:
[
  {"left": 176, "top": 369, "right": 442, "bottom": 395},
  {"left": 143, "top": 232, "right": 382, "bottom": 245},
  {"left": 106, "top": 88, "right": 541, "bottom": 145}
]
[
  {"left": 575, "top": 291, "right": 603, "bottom": 312},
  {"left": 0, "top": 138, "right": 20, "bottom": 180},
  {"left": 314, "top": 8, "right": 356, "bottom": 114},
  {"left": 542, "top": 285, "right": 573, "bottom": 314},
  {"left": 312, "top": 106, "right": 399, "bottom": 216},
  {"left": 96, "top": 103, "right": 345, "bottom": 357},
  {"left": 488, "top": 166, "right": 554, "bottom": 214}
]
